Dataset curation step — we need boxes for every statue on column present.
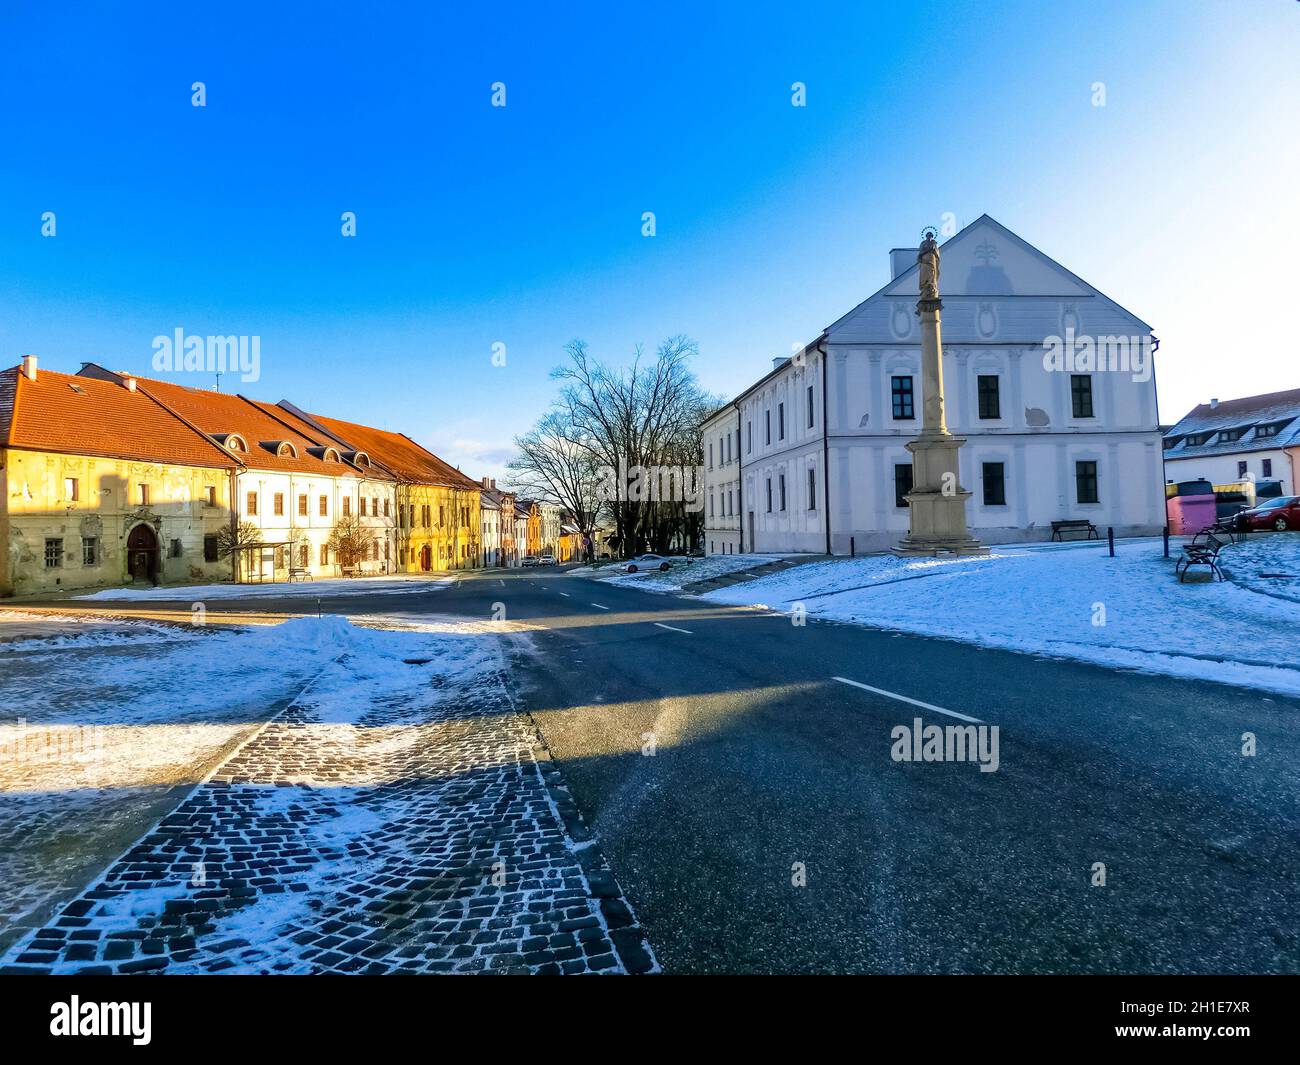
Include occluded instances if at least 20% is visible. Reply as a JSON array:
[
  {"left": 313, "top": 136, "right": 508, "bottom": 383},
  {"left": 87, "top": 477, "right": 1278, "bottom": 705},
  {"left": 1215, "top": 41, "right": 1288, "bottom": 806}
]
[{"left": 917, "top": 228, "right": 940, "bottom": 301}]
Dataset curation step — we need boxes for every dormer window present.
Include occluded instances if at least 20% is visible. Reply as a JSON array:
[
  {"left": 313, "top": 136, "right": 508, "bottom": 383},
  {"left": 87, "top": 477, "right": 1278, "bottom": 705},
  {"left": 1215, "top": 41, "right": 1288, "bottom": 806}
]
[
  {"left": 1217, "top": 427, "right": 1248, "bottom": 443},
  {"left": 215, "top": 433, "right": 248, "bottom": 453},
  {"left": 1255, "top": 419, "right": 1292, "bottom": 439},
  {"left": 1183, "top": 432, "right": 1211, "bottom": 447},
  {"left": 307, "top": 446, "right": 342, "bottom": 463},
  {"left": 260, "top": 440, "right": 298, "bottom": 458}
]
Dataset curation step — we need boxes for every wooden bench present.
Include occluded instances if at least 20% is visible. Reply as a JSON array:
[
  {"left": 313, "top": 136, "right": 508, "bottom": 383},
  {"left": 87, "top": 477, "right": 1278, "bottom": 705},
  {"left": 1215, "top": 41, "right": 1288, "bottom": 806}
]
[
  {"left": 286, "top": 568, "right": 313, "bottom": 582},
  {"left": 1176, "top": 529, "right": 1227, "bottom": 582},
  {"left": 1050, "top": 519, "right": 1099, "bottom": 541}
]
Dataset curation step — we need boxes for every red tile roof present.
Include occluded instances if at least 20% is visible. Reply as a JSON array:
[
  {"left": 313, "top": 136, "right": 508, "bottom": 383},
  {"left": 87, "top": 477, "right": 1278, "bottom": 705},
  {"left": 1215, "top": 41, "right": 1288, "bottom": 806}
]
[
  {"left": 281, "top": 405, "right": 480, "bottom": 490},
  {"left": 0, "top": 364, "right": 238, "bottom": 469},
  {"left": 248, "top": 401, "right": 395, "bottom": 481},
  {"left": 76, "top": 364, "right": 362, "bottom": 478}
]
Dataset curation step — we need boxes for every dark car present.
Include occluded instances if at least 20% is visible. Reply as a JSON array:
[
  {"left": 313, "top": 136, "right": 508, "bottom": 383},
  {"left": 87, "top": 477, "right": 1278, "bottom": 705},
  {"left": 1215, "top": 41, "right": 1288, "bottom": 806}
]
[{"left": 1236, "top": 495, "right": 1300, "bottom": 532}]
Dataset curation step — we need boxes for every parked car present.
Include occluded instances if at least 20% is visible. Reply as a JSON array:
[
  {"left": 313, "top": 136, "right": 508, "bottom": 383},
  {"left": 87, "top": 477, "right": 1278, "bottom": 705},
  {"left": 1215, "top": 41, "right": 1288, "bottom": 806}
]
[
  {"left": 624, "top": 553, "right": 671, "bottom": 573},
  {"left": 1235, "top": 495, "right": 1300, "bottom": 532},
  {"left": 522, "top": 555, "right": 540, "bottom": 567},
  {"left": 537, "top": 553, "right": 557, "bottom": 566}
]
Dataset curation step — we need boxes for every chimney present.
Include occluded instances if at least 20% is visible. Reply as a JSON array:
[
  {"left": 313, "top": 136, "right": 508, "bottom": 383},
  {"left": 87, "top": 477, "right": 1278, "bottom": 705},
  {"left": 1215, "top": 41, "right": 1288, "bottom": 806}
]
[
  {"left": 122, "top": 376, "right": 137, "bottom": 393},
  {"left": 890, "top": 248, "right": 917, "bottom": 280},
  {"left": 481, "top": 476, "right": 491, "bottom": 489},
  {"left": 20, "top": 354, "right": 37, "bottom": 381},
  {"left": 1209, "top": 398, "right": 1219, "bottom": 409}
]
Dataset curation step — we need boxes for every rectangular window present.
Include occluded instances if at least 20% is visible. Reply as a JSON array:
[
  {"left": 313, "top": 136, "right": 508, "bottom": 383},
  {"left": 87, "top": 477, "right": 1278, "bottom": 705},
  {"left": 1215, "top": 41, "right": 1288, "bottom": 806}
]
[
  {"left": 139, "top": 484, "right": 151, "bottom": 506},
  {"left": 894, "top": 464, "right": 913, "bottom": 508},
  {"left": 1238, "top": 460, "right": 1248, "bottom": 479},
  {"left": 204, "top": 534, "right": 219, "bottom": 562},
  {"left": 1071, "top": 375, "right": 1094, "bottom": 418},
  {"left": 891, "top": 376, "right": 915, "bottom": 420},
  {"left": 64, "top": 477, "right": 79, "bottom": 501},
  {"left": 709, "top": 495, "right": 714, "bottom": 517},
  {"left": 709, "top": 442, "right": 714, "bottom": 469},
  {"left": 982, "top": 462, "right": 1006, "bottom": 506},
  {"left": 82, "top": 537, "right": 98, "bottom": 566},
  {"left": 319, "top": 495, "right": 328, "bottom": 517},
  {"left": 807, "top": 385, "right": 815, "bottom": 429},
  {"left": 1075, "top": 460, "right": 1099, "bottom": 504},
  {"left": 977, "top": 375, "right": 1001, "bottom": 419},
  {"left": 359, "top": 497, "right": 367, "bottom": 517},
  {"left": 765, "top": 410, "right": 771, "bottom": 445},
  {"left": 170, "top": 538, "right": 183, "bottom": 558},
  {"left": 373, "top": 497, "right": 379, "bottom": 516},
  {"left": 273, "top": 492, "right": 284, "bottom": 517},
  {"left": 778, "top": 403, "right": 785, "bottom": 440},
  {"left": 1263, "top": 459, "right": 1273, "bottom": 477},
  {"left": 247, "top": 491, "right": 258, "bottom": 516},
  {"left": 807, "top": 468, "right": 816, "bottom": 510},
  {"left": 320, "top": 544, "right": 329, "bottom": 566},
  {"left": 779, "top": 474, "right": 786, "bottom": 510},
  {"left": 206, "top": 485, "right": 217, "bottom": 507},
  {"left": 766, "top": 478, "right": 773, "bottom": 512},
  {"left": 747, "top": 423, "right": 752, "bottom": 453},
  {"left": 438, "top": 505, "right": 444, "bottom": 526},
  {"left": 44, "top": 538, "right": 62, "bottom": 568},
  {"left": 383, "top": 499, "right": 390, "bottom": 517},
  {"left": 342, "top": 496, "right": 351, "bottom": 517},
  {"left": 298, "top": 494, "right": 309, "bottom": 516}
]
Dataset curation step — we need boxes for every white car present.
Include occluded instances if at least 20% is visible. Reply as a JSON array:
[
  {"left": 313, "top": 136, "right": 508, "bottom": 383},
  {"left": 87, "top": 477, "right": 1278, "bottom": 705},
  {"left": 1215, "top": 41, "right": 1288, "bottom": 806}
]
[
  {"left": 521, "top": 555, "right": 539, "bottom": 568},
  {"left": 624, "top": 553, "right": 671, "bottom": 573},
  {"left": 537, "top": 553, "right": 557, "bottom": 566}
]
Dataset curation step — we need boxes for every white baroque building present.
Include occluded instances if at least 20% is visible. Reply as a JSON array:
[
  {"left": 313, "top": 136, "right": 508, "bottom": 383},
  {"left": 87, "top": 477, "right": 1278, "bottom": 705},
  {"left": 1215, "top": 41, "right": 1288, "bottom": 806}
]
[{"left": 713, "top": 216, "right": 1166, "bottom": 555}]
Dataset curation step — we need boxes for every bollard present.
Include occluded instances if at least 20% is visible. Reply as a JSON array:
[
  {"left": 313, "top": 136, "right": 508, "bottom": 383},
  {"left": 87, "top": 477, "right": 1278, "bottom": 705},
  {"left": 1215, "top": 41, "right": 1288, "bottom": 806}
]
[
  {"left": 1163, "top": 525, "right": 1170, "bottom": 558},
  {"left": 1107, "top": 526, "right": 1115, "bottom": 557},
  {"left": 850, "top": 536, "right": 855, "bottom": 558}
]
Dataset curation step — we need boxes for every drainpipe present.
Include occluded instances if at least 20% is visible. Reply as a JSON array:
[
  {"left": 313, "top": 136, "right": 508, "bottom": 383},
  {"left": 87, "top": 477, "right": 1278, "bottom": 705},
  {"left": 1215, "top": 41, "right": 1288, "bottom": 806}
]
[
  {"left": 818, "top": 336, "right": 831, "bottom": 556},
  {"left": 229, "top": 466, "right": 239, "bottom": 583}
]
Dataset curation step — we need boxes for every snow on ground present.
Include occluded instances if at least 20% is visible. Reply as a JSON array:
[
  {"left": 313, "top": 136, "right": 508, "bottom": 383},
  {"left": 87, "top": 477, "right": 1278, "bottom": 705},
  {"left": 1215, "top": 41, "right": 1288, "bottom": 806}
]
[
  {"left": 0, "top": 611, "right": 500, "bottom": 951},
  {"left": 74, "top": 573, "right": 455, "bottom": 601},
  {"left": 592, "top": 553, "right": 783, "bottom": 592},
  {"left": 1219, "top": 534, "right": 1300, "bottom": 605},
  {"left": 703, "top": 539, "right": 1300, "bottom": 695}
]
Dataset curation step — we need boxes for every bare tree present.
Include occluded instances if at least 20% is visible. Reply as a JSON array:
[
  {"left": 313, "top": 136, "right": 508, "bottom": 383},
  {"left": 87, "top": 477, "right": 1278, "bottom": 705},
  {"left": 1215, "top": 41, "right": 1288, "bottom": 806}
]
[
  {"left": 536, "top": 335, "right": 713, "bottom": 557},
  {"left": 217, "top": 520, "right": 263, "bottom": 582},
  {"left": 507, "top": 411, "right": 601, "bottom": 539},
  {"left": 327, "top": 514, "right": 370, "bottom": 574}
]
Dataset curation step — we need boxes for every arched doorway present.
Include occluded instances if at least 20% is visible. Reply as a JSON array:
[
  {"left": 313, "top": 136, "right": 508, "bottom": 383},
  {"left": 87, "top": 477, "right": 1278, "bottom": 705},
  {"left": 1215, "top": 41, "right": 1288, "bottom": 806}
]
[
  {"left": 420, "top": 544, "right": 432, "bottom": 572},
  {"left": 126, "top": 524, "right": 159, "bottom": 583}
]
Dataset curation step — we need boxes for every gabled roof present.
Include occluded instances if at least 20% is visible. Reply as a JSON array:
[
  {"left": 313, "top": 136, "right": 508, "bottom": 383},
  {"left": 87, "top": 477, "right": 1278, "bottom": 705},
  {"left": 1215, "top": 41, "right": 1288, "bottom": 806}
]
[
  {"left": 1163, "top": 387, "right": 1300, "bottom": 458},
  {"left": 827, "top": 214, "right": 1154, "bottom": 342},
  {"left": 242, "top": 400, "right": 394, "bottom": 481},
  {"left": 76, "top": 364, "right": 361, "bottom": 478},
  {"left": 277, "top": 403, "right": 479, "bottom": 490},
  {"left": 1, "top": 364, "right": 239, "bottom": 469}
]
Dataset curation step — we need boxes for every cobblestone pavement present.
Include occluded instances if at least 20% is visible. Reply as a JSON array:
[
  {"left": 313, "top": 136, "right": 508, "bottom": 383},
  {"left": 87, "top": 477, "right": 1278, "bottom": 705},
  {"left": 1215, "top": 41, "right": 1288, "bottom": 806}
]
[{"left": 2, "top": 623, "right": 657, "bottom": 975}]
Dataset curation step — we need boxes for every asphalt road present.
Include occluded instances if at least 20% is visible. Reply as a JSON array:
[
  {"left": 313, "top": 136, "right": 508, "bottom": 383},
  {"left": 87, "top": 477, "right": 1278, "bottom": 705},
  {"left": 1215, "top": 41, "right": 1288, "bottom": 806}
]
[{"left": 13, "top": 568, "right": 1299, "bottom": 973}]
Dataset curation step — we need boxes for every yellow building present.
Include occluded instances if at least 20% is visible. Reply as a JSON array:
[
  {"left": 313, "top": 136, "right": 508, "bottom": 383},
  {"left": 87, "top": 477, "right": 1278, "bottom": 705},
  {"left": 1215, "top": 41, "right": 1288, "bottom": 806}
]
[
  {"left": 1, "top": 358, "right": 239, "bottom": 597},
  {"left": 281, "top": 406, "right": 482, "bottom": 572}
]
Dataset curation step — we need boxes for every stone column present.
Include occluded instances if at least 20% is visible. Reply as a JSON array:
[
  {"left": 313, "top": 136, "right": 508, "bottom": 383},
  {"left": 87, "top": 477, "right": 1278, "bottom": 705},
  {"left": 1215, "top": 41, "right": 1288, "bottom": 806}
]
[{"left": 894, "top": 229, "right": 988, "bottom": 557}]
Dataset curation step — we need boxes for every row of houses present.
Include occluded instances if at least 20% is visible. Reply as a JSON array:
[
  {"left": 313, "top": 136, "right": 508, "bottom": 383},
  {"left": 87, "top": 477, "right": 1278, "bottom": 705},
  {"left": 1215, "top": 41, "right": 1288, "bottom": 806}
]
[
  {"left": 0, "top": 359, "right": 569, "bottom": 597},
  {"left": 702, "top": 215, "right": 1170, "bottom": 555}
]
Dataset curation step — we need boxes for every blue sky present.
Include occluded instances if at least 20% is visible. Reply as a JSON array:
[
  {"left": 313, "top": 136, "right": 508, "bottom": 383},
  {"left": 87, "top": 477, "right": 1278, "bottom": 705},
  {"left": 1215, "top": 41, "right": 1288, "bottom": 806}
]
[{"left": 2, "top": 1, "right": 1297, "bottom": 478}]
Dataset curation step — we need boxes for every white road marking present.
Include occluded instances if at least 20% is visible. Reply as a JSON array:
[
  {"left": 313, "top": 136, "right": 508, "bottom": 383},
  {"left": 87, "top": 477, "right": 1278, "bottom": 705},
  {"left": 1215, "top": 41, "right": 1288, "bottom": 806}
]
[
  {"left": 832, "top": 676, "right": 983, "bottom": 724},
  {"left": 558, "top": 592, "right": 571, "bottom": 597},
  {"left": 653, "top": 622, "right": 693, "bottom": 635},
  {"left": 590, "top": 603, "right": 610, "bottom": 610}
]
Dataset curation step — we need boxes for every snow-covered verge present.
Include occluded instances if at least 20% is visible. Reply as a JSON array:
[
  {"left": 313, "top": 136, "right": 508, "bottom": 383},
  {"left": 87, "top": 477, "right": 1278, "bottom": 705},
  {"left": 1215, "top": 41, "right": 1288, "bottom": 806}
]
[
  {"left": 591, "top": 553, "right": 784, "bottom": 592},
  {"left": 703, "top": 540, "right": 1300, "bottom": 695},
  {"left": 1220, "top": 534, "right": 1300, "bottom": 605},
  {"left": 74, "top": 573, "right": 454, "bottom": 601},
  {"left": 0, "top": 613, "right": 500, "bottom": 951}
]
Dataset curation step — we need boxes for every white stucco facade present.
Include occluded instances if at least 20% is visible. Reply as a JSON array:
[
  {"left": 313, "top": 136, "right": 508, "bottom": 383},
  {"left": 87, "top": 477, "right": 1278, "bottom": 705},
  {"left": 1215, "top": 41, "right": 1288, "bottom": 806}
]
[
  {"left": 702, "top": 405, "right": 742, "bottom": 554},
  {"left": 734, "top": 216, "right": 1166, "bottom": 554}
]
